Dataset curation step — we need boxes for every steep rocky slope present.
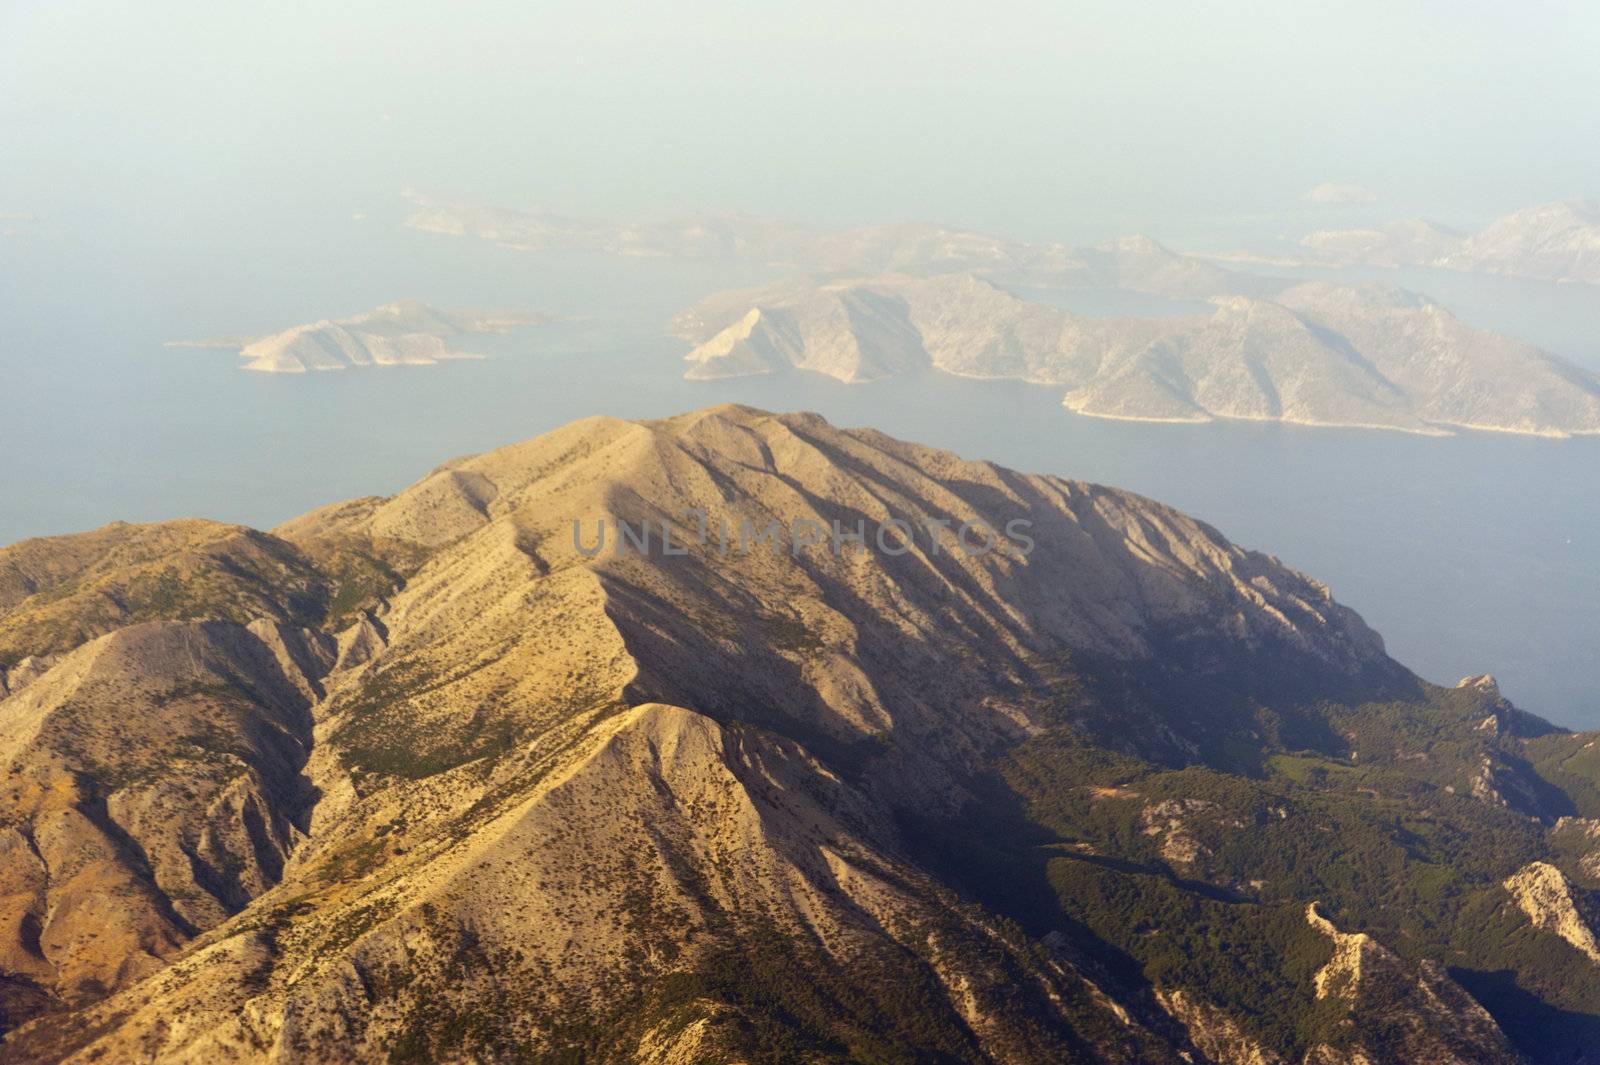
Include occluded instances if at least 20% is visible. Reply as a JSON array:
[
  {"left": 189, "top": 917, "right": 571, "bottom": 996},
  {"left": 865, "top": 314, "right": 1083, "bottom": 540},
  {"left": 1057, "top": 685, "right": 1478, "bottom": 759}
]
[
  {"left": 0, "top": 620, "right": 327, "bottom": 1006},
  {"left": 1, "top": 406, "right": 1597, "bottom": 1063}
]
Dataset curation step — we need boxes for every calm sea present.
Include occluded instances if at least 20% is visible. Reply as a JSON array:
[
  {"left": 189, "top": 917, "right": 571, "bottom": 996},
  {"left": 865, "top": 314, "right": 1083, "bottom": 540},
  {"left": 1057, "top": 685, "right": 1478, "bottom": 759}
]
[{"left": 2, "top": 208, "right": 1596, "bottom": 727}]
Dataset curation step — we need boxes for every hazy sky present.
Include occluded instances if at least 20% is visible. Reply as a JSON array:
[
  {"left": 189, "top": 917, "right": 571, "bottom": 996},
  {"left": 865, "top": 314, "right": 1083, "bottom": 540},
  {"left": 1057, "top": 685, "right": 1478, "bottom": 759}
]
[{"left": 4, "top": 0, "right": 1598, "bottom": 244}]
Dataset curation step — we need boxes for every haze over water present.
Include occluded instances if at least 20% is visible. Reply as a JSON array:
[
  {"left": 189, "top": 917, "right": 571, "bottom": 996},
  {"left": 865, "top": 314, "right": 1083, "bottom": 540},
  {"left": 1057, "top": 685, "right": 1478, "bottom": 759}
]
[{"left": 2, "top": 203, "right": 1596, "bottom": 727}]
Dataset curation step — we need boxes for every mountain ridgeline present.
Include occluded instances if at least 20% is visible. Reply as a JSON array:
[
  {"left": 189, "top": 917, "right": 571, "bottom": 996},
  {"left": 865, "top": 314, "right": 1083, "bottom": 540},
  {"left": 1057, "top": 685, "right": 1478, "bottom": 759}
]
[{"left": 1, "top": 406, "right": 1598, "bottom": 1063}]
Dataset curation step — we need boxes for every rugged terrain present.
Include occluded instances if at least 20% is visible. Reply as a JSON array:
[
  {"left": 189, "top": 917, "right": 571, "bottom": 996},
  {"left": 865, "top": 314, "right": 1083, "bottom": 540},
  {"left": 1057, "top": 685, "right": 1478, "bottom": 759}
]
[
  {"left": 1, "top": 405, "right": 1598, "bottom": 1063},
  {"left": 676, "top": 275, "right": 1600, "bottom": 436}
]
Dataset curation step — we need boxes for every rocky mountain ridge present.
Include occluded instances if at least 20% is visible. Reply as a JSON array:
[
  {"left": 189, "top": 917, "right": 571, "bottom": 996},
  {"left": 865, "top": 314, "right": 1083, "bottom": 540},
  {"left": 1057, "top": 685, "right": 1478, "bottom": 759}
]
[{"left": 1, "top": 406, "right": 1597, "bottom": 1063}]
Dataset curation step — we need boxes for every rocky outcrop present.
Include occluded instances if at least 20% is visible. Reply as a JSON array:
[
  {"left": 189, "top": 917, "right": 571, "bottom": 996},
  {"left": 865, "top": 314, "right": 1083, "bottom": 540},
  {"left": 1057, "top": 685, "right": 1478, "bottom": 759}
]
[
  {"left": 1142, "top": 799, "right": 1216, "bottom": 866},
  {"left": 1303, "top": 903, "right": 1520, "bottom": 1064},
  {"left": 1306, "top": 902, "right": 1389, "bottom": 1002},
  {"left": 1504, "top": 861, "right": 1600, "bottom": 965}
]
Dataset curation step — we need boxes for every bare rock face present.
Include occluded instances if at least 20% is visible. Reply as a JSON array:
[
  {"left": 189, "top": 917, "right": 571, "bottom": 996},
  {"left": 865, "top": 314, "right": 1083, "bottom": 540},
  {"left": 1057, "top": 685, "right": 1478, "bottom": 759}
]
[
  {"left": 1303, "top": 904, "right": 1521, "bottom": 1065},
  {"left": 1503, "top": 862, "right": 1600, "bottom": 965}
]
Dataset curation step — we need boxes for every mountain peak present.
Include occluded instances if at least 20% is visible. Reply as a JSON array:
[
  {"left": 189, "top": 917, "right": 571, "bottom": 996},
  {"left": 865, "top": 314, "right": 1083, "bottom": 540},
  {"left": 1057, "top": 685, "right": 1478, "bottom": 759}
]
[{"left": 3, "top": 407, "right": 1594, "bottom": 1064}]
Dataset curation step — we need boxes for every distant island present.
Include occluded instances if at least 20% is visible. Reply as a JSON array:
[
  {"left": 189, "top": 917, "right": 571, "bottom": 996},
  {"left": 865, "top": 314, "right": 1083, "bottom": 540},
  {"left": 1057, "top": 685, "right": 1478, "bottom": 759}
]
[
  {"left": 677, "top": 275, "right": 1600, "bottom": 437},
  {"left": 168, "top": 300, "right": 555, "bottom": 373},
  {"left": 401, "top": 192, "right": 1600, "bottom": 436},
  {"left": 1224, "top": 199, "right": 1600, "bottom": 286},
  {"left": 401, "top": 189, "right": 1275, "bottom": 298}
]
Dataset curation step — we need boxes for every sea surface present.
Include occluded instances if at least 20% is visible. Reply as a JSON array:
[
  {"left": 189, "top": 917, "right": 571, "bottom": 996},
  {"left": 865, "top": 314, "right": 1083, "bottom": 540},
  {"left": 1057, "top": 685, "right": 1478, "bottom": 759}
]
[{"left": 2, "top": 207, "right": 1596, "bottom": 727}]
